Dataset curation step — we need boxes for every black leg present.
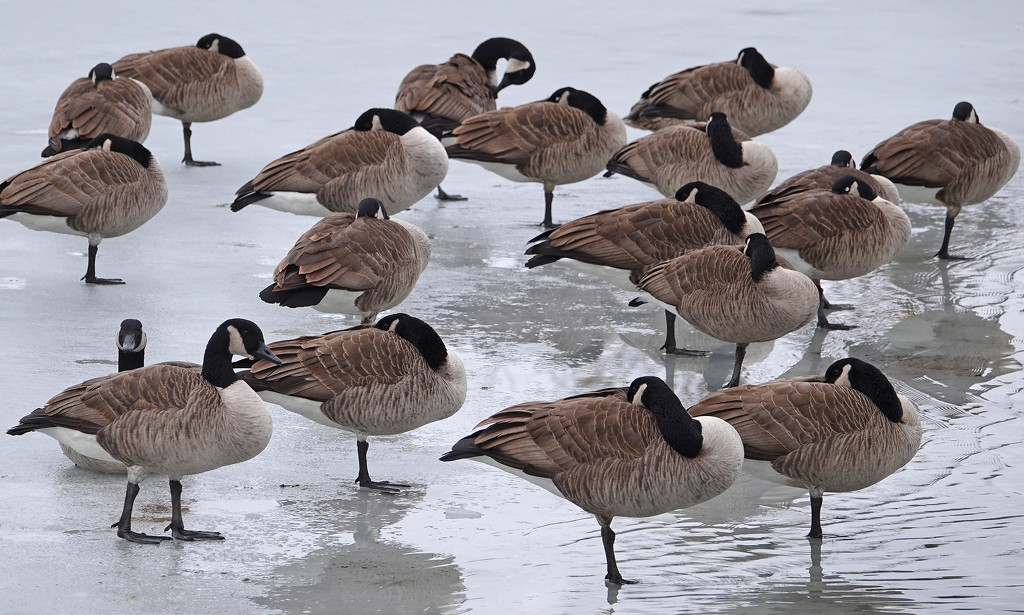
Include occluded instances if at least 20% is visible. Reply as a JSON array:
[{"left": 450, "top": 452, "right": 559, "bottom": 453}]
[
  {"left": 435, "top": 185, "right": 467, "bottom": 201},
  {"left": 541, "top": 189, "right": 555, "bottom": 228},
  {"left": 600, "top": 522, "right": 637, "bottom": 585},
  {"left": 82, "top": 244, "right": 124, "bottom": 285},
  {"left": 808, "top": 494, "right": 824, "bottom": 539},
  {"left": 724, "top": 343, "right": 747, "bottom": 389},
  {"left": 355, "top": 440, "right": 409, "bottom": 492},
  {"left": 660, "top": 311, "right": 710, "bottom": 357},
  {"left": 115, "top": 481, "right": 171, "bottom": 544},
  {"left": 816, "top": 280, "right": 852, "bottom": 311},
  {"left": 164, "top": 479, "right": 223, "bottom": 540},
  {"left": 936, "top": 215, "right": 967, "bottom": 260},
  {"left": 816, "top": 289, "right": 855, "bottom": 330},
  {"left": 182, "top": 121, "right": 219, "bottom": 167}
]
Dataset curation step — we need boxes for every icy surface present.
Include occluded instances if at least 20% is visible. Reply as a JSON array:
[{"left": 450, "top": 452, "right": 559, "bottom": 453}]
[{"left": 1, "top": 1, "right": 1023, "bottom": 613}]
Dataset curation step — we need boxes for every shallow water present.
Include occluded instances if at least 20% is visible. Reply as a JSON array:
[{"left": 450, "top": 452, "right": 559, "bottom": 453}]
[{"left": 1, "top": 1, "right": 1023, "bottom": 613}]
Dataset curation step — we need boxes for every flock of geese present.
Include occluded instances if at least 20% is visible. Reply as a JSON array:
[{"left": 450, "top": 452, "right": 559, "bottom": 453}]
[{"left": 2, "top": 33, "right": 1020, "bottom": 585}]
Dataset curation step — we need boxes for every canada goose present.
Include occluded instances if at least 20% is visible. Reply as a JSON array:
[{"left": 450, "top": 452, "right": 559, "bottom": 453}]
[
  {"left": 446, "top": 87, "right": 627, "bottom": 228},
  {"left": 689, "top": 357, "right": 922, "bottom": 538},
  {"left": 636, "top": 233, "right": 819, "bottom": 388},
  {"left": 861, "top": 101, "right": 1020, "bottom": 259},
  {"left": 625, "top": 47, "right": 812, "bottom": 137},
  {"left": 753, "top": 150, "right": 900, "bottom": 207},
  {"left": 231, "top": 109, "right": 448, "bottom": 217},
  {"left": 525, "top": 181, "right": 764, "bottom": 354},
  {"left": 42, "top": 63, "right": 152, "bottom": 157},
  {"left": 749, "top": 174, "right": 912, "bottom": 329},
  {"left": 7, "top": 319, "right": 281, "bottom": 543},
  {"left": 395, "top": 37, "right": 536, "bottom": 200},
  {"left": 0, "top": 134, "right": 168, "bottom": 284},
  {"left": 606, "top": 112, "right": 777, "bottom": 206},
  {"left": 58, "top": 319, "right": 149, "bottom": 475},
  {"left": 258, "top": 198, "right": 430, "bottom": 323},
  {"left": 440, "top": 376, "right": 743, "bottom": 584},
  {"left": 112, "top": 33, "right": 263, "bottom": 166},
  {"left": 238, "top": 313, "right": 467, "bottom": 492}
]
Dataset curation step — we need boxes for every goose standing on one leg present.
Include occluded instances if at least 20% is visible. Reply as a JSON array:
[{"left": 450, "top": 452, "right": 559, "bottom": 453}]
[
  {"left": 749, "top": 174, "right": 912, "bottom": 329},
  {"left": 58, "top": 318, "right": 149, "bottom": 474},
  {"left": 525, "top": 181, "right": 764, "bottom": 354},
  {"left": 753, "top": 149, "right": 899, "bottom": 208},
  {"left": 43, "top": 62, "right": 152, "bottom": 157},
  {"left": 689, "top": 357, "right": 922, "bottom": 538},
  {"left": 636, "top": 233, "right": 819, "bottom": 388},
  {"left": 231, "top": 109, "right": 448, "bottom": 217},
  {"left": 238, "top": 313, "right": 467, "bottom": 492},
  {"left": 258, "top": 198, "right": 430, "bottom": 322},
  {"left": 7, "top": 319, "right": 281, "bottom": 543},
  {"left": 860, "top": 101, "right": 1020, "bottom": 259},
  {"left": 606, "top": 111, "right": 777, "bottom": 206},
  {"left": 395, "top": 37, "right": 536, "bottom": 201},
  {"left": 624, "top": 47, "right": 812, "bottom": 137},
  {"left": 440, "top": 376, "right": 743, "bottom": 584},
  {"left": 112, "top": 33, "right": 263, "bottom": 166},
  {"left": 446, "top": 87, "right": 627, "bottom": 228},
  {"left": 0, "top": 134, "right": 168, "bottom": 284}
]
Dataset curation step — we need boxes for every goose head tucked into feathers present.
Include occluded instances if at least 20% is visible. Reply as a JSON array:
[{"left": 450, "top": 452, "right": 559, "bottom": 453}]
[
  {"left": 823, "top": 357, "right": 904, "bottom": 423},
  {"left": 196, "top": 33, "right": 247, "bottom": 59},
  {"left": 626, "top": 376, "right": 703, "bottom": 458}
]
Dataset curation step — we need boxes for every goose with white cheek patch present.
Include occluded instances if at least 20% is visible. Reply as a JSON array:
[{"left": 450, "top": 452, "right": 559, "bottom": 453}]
[
  {"left": 749, "top": 174, "right": 911, "bottom": 329},
  {"left": 446, "top": 86, "right": 627, "bottom": 228},
  {"left": 753, "top": 149, "right": 899, "bottom": 207},
  {"left": 689, "top": 357, "right": 922, "bottom": 538},
  {"left": 636, "top": 233, "right": 819, "bottom": 388},
  {"left": 861, "top": 101, "right": 1020, "bottom": 259},
  {"left": 395, "top": 36, "right": 536, "bottom": 200},
  {"left": 525, "top": 182, "right": 764, "bottom": 354},
  {"left": 231, "top": 109, "right": 448, "bottom": 217},
  {"left": 0, "top": 134, "right": 168, "bottom": 284},
  {"left": 43, "top": 62, "right": 152, "bottom": 157},
  {"left": 625, "top": 47, "right": 812, "bottom": 137},
  {"left": 238, "top": 314, "right": 467, "bottom": 492},
  {"left": 606, "top": 112, "right": 777, "bottom": 207},
  {"left": 440, "top": 376, "right": 743, "bottom": 585},
  {"left": 258, "top": 198, "right": 430, "bottom": 323},
  {"left": 113, "top": 33, "right": 263, "bottom": 166},
  {"left": 7, "top": 319, "right": 281, "bottom": 544},
  {"left": 58, "top": 318, "right": 151, "bottom": 474}
]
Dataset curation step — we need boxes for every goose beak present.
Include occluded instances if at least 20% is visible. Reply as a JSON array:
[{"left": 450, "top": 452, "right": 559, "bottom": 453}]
[
  {"left": 253, "top": 343, "right": 282, "bottom": 366},
  {"left": 496, "top": 74, "right": 513, "bottom": 93}
]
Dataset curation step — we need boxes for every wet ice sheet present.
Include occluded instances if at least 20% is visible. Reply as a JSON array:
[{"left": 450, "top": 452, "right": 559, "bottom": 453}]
[{"left": 1, "top": 1, "right": 1023, "bottom": 614}]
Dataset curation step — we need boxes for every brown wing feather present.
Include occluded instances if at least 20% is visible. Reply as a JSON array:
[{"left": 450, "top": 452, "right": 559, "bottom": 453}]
[
  {"left": 113, "top": 46, "right": 233, "bottom": 114},
  {"left": 751, "top": 191, "right": 887, "bottom": 251},
  {"left": 638, "top": 61, "right": 754, "bottom": 120},
  {"left": 394, "top": 53, "right": 495, "bottom": 122},
  {"left": 451, "top": 102, "right": 596, "bottom": 165},
  {"left": 48, "top": 77, "right": 151, "bottom": 144}
]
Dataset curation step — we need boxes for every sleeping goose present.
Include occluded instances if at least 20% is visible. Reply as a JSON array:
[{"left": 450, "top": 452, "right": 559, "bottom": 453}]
[
  {"left": 0, "top": 134, "right": 168, "bottom": 284},
  {"left": 606, "top": 112, "right": 777, "bottom": 206},
  {"left": 7, "top": 319, "right": 281, "bottom": 543},
  {"left": 689, "top": 357, "right": 922, "bottom": 538},
  {"left": 636, "top": 233, "right": 819, "bottom": 388},
  {"left": 43, "top": 62, "right": 152, "bottom": 157},
  {"left": 749, "top": 174, "right": 912, "bottom": 329},
  {"left": 395, "top": 36, "right": 536, "bottom": 200},
  {"left": 238, "top": 313, "right": 467, "bottom": 492},
  {"left": 625, "top": 47, "right": 812, "bottom": 137},
  {"left": 231, "top": 109, "right": 448, "bottom": 217},
  {"left": 525, "top": 181, "right": 764, "bottom": 353},
  {"left": 753, "top": 150, "right": 900, "bottom": 207},
  {"left": 860, "top": 101, "right": 1020, "bottom": 259},
  {"left": 440, "top": 376, "right": 743, "bottom": 585},
  {"left": 258, "top": 198, "right": 430, "bottom": 323},
  {"left": 112, "top": 33, "right": 263, "bottom": 166},
  {"left": 446, "top": 86, "right": 627, "bottom": 227},
  {"left": 58, "top": 318, "right": 149, "bottom": 474}
]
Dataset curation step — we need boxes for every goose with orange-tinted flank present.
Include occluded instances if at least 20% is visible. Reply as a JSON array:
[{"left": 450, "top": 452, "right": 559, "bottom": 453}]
[
  {"left": 113, "top": 33, "right": 263, "bottom": 166},
  {"left": 441, "top": 376, "right": 743, "bottom": 585},
  {"left": 689, "top": 357, "right": 922, "bottom": 538}
]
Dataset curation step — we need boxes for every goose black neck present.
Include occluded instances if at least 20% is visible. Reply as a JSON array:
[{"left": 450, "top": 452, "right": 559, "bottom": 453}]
[
  {"left": 707, "top": 114, "right": 744, "bottom": 168},
  {"left": 375, "top": 314, "right": 449, "bottom": 371},
  {"left": 647, "top": 387, "right": 703, "bottom": 459},
  {"left": 471, "top": 37, "right": 517, "bottom": 70},
  {"left": 845, "top": 359, "right": 903, "bottom": 422},
  {"left": 739, "top": 47, "right": 774, "bottom": 88},
  {"left": 745, "top": 234, "right": 778, "bottom": 282},
  {"left": 201, "top": 328, "right": 240, "bottom": 388},
  {"left": 692, "top": 183, "right": 745, "bottom": 233},
  {"left": 118, "top": 348, "right": 144, "bottom": 371}
]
